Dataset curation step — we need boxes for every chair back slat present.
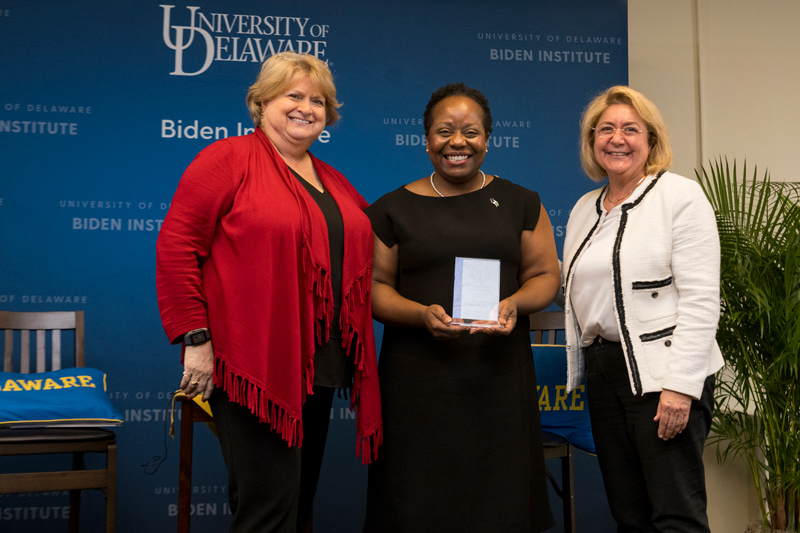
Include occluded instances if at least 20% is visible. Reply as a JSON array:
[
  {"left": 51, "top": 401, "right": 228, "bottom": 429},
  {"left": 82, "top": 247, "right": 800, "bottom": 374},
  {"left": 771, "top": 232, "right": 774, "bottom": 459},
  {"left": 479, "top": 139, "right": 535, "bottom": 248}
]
[
  {"left": 50, "top": 330, "right": 62, "bottom": 371},
  {"left": 3, "top": 332, "right": 12, "bottom": 372},
  {"left": 0, "top": 311, "right": 85, "bottom": 373},
  {"left": 75, "top": 311, "right": 85, "bottom": 367},
  {"left": 49, "top": 330, "right": 61, "bottom": 371},
  {"left": 36, "top": 330, "right": 46, "bottom": 372},
  {"left": 20, "top": 330, "right": 31, "bottom": 373}
]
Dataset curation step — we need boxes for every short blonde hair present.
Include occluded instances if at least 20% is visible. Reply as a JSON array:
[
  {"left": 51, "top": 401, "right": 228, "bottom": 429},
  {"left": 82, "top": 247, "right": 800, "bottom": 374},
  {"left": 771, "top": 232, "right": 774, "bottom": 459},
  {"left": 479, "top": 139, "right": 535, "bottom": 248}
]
[
  {"left": 579, "top": 85, "right": 673, "bottom": 182},
  {"left": 245, "top": 52, "right": 341, "bottom": 128}
]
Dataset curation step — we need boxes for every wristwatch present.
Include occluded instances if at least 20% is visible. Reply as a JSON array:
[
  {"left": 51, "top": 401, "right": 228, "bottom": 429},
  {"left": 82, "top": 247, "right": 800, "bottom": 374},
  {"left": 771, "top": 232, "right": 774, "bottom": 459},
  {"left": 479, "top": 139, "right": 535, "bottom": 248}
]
[{"left": 183, "top": 328, "right": 211, "bottom": 346}]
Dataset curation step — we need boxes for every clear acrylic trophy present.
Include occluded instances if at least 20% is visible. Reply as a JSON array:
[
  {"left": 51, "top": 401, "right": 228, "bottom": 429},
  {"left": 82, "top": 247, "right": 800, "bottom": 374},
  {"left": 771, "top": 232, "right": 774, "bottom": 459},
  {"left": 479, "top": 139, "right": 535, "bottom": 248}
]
[{"left": 451, "top": 257, "right": 501, "bottom": 328}]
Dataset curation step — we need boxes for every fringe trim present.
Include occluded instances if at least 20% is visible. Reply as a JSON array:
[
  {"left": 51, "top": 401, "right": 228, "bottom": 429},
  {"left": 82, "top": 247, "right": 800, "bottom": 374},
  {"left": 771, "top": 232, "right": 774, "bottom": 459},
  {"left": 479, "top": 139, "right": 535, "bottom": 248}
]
[
  {"left": 302, "top": 239, "right": 334, "bottom": 347},
  {"left": 302, "top": 356, "right": 315, "bottom": 403},
  {"left": 339, "top": 263, "right": 372, "bottom": 410},
  {"left": 302, "top": 237, "right": 333, "bottom": 398},
  {"left": 301, "top": 240, "right": 379, "bottom": 462},
  {"left": 357, "top": 424, "right": 384, "bottom": 465},
  {"left": 337, "top": 262, "right": 382, "bottom": 464},
  {"left": 214, "top": 358, "right": 304, "bottom": 448},
  {"left": 339, "top": 264, "right": 371, "bottom": 365}
]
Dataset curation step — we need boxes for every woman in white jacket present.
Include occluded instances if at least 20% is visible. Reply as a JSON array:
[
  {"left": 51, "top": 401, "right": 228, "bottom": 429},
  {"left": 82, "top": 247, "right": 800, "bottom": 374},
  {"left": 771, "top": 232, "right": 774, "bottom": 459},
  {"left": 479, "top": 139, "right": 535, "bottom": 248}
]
[{"left": 562, "top": 85, "right": 723, "bottom": 533}]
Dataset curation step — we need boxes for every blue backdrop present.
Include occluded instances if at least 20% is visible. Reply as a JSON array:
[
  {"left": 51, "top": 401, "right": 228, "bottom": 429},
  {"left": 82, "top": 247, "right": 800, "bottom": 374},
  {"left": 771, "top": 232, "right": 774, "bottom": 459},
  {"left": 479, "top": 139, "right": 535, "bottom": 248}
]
[{"left": 1, "top": 1, "right": 626, "bottom": 530}]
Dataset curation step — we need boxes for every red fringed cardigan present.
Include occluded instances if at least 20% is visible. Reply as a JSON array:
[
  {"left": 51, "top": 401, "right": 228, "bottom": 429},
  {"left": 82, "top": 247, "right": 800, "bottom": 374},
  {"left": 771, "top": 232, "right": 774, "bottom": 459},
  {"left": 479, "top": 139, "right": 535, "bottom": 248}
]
[{"left": 156, "top": 129, "right": 382, "bottom": 462}]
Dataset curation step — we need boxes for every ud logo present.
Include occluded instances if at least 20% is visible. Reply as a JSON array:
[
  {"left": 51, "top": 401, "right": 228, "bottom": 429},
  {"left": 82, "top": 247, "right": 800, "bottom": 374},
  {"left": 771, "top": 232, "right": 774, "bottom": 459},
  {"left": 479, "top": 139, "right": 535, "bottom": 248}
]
[
  {"left": 160, "top": 5, "right": 328, "bottom": 76},
  {"left": 161, "top": 5, "right": 214, "bottom": 76}
]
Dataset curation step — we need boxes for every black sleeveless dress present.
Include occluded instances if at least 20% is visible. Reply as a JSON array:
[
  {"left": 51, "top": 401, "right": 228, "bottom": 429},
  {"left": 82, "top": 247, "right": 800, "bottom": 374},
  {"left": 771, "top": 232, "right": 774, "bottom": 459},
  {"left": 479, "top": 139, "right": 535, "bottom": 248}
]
[{"left": 364, "top": 177, "right": 554, "bottom": 532}]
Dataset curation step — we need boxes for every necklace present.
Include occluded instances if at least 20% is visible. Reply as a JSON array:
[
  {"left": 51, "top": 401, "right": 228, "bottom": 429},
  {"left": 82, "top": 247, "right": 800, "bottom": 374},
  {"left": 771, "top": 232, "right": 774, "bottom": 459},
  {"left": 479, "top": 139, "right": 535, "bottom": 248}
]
[
  {"left": 430, "top": 170, "right": 486, "bottom": 198},
  {"left": 606, "top": 175, "right": 646, "bottom": 205}
]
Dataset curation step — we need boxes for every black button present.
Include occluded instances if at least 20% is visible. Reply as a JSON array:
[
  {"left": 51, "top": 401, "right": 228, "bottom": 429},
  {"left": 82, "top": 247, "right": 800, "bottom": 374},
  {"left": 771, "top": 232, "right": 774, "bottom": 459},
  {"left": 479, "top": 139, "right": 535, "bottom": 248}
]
[
  {"left": 665, "top": 340, "right": 672, "bottom": 347},
  {"left": 651, "top": 292, "right": 659, "bottom": 298}
]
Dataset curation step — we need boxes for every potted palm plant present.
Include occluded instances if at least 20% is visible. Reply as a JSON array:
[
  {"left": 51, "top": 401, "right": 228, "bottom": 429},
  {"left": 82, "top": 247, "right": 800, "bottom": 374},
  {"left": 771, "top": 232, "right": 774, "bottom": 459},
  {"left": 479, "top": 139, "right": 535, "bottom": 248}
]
[{"left": 697, "top": 158, "right": 800, "bottom": 532}]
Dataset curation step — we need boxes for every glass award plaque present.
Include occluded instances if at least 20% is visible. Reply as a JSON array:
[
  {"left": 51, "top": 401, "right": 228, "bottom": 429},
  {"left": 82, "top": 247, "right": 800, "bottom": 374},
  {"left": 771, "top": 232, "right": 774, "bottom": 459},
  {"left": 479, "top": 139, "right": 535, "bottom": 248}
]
[{"left": 451, "top": 257, "right": 500, "bottom": 327}]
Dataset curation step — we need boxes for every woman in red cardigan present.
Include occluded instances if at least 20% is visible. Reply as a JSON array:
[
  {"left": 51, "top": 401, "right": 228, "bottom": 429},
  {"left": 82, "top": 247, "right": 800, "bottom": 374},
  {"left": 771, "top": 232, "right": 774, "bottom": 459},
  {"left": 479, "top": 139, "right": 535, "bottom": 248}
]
[{"left": 156, "top": 52, "right": 381, "bottom": 532}]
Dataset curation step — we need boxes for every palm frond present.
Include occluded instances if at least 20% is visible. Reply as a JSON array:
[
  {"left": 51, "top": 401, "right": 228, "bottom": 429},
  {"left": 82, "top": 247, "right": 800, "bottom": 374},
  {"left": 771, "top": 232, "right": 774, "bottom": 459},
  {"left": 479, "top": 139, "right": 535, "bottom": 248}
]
[{"left": 697, "top": 157, "right": 800, "bottom": 531}]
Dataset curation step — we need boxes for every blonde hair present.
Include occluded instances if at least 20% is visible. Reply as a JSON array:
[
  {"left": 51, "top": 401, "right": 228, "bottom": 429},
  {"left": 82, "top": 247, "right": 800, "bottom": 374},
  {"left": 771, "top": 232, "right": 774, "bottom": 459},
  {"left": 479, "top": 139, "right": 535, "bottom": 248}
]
[
  {"left": 245, "top": 52, "right": 341, "bottom": 127},
  {"left": 579, "top": 85, "right": 673, "bottom": 182}
]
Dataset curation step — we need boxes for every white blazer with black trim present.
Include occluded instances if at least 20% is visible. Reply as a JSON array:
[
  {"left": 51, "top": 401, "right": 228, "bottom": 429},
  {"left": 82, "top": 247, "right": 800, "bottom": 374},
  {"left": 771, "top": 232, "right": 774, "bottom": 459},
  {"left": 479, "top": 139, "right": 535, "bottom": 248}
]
[{"left": 562, "top": 171, "right": 724, "bottom": 400}]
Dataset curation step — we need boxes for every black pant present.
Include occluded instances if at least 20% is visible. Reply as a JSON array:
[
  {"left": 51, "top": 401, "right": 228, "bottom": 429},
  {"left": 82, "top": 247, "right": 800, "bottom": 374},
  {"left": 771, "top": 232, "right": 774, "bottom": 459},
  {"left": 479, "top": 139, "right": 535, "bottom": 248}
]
[
  {"left": 584, "top": 338, "right": 714, "bottom": 533},
  {"left": 209, "top": 386, "right": 335, "bottom": 533}
]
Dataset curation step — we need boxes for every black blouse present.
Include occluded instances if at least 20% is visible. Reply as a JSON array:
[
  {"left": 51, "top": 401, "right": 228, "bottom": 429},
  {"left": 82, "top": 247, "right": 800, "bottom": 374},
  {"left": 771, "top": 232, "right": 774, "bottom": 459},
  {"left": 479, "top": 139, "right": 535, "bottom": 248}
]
[{"left": 290, "top": 168, "right": 354, "bottom": 388}]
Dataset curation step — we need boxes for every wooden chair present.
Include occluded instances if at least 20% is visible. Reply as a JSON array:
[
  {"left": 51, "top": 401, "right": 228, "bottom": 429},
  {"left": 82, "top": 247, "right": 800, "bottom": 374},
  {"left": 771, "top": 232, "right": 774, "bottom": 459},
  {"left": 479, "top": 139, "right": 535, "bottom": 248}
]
[
  {"left": 174, "top": 393, "right": 214, "bottom": 533},
  {"left": 0, "top": 311, "right": 116, "bottom": 532},
  {"left": 530, "top": 310, "right": 576, "bottom": 533}
]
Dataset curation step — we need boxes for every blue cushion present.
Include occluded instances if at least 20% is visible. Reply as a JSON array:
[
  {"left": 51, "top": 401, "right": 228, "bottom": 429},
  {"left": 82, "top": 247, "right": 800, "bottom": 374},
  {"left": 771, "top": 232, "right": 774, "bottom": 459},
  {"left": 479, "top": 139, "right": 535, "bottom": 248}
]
[
  {"left": 0, "top": 368, "right": 122, "bottom": 427},
  {"left": 532, "top": 345, "right": 595, "bottom": 453}
]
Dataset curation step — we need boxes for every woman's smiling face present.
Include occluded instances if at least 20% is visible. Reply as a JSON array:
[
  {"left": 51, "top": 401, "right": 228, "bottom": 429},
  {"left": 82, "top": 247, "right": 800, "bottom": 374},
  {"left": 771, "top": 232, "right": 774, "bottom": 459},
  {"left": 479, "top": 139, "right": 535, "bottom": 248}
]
[
  {"left": 260, "top": 74, "right": 326, "bottom": 149},
  {"left": 593, "top": 103, "right": 652, "bottom": 182},
  {"left": 426, "top": 95, "right": 488, "bottom": 186}
]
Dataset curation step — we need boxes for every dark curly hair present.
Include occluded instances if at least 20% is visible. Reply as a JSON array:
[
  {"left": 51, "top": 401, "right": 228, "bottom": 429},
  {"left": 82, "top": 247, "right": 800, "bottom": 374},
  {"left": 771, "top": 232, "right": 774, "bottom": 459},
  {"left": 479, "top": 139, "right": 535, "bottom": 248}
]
[{"left": 423, "top": 82, "right": 493, "bottom": 136}]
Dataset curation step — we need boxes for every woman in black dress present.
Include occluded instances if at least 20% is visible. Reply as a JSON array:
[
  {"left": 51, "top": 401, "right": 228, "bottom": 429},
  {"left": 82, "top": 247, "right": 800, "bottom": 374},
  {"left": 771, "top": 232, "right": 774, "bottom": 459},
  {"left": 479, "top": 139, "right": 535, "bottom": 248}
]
[{"left": 363, "top": 83, "right": 560, "bottom": 532}]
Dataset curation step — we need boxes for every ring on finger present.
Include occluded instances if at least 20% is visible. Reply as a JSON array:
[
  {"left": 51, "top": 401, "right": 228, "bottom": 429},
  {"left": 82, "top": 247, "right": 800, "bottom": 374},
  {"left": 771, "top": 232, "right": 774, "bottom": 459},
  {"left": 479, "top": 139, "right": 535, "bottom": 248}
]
[{"left": 191, "top": 380, "right": 199, "bottom": 385}]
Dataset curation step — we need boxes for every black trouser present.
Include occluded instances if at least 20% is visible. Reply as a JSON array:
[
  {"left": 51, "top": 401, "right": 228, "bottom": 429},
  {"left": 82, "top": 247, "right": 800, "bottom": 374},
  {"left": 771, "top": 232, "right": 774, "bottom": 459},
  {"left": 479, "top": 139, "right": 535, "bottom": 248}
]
[
  {"left": 209, "top": 386, "right": 335, "bottom": 533},
  {"left": 584, "top": 338, "right": 714, "bottom": 533}
]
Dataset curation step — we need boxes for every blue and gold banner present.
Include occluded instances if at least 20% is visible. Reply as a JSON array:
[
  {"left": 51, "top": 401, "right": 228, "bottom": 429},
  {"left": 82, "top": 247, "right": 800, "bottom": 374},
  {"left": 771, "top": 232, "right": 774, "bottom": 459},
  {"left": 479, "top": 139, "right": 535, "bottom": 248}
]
[{"left": 1, "top": 1, "right": 626, "bottom": 531}]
